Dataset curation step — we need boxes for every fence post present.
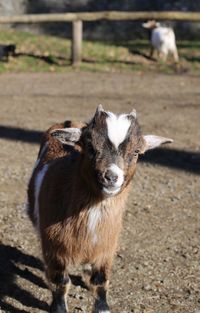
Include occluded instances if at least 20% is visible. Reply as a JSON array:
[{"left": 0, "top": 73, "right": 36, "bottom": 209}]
[{"left": 71, "top": 20, "right": 83, "bottom": 65}]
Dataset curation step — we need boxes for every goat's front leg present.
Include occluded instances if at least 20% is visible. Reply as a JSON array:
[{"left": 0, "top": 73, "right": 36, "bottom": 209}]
[
  {"left": 90, "top": 265, "right": 111, "bottom": 313},
  {"left": 46, "top": 260, "right": 70, "bottom": 313}
]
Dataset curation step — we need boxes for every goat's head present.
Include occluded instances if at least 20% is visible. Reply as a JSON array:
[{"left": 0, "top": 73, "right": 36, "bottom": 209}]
[
  {"left": 51, "top": 105, "right": 173, "bottom": 197},
  {"left": 142, "top": 20, "right": 160, "bottom": 29}
]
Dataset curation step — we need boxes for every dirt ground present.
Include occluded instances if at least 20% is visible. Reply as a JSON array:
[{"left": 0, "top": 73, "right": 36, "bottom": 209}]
[{"left": 0, "top": 72, "right": 200, "bottom": 313}]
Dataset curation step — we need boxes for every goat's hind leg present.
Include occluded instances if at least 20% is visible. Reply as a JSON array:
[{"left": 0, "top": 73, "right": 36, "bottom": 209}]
[
  {"left": 173, "top": 48, "right": 179, "bottom": 63},
  {"left": 46, "top": 260, "right": 70, "bottom": 313},
  {"left": 150, "top": 46, "right": 154, "bottom": 59}
]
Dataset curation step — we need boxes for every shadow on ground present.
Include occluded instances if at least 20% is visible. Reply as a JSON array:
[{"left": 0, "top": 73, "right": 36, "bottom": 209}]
[
  {"left": 0, "top": 51, "right": 69, "bottom": 66},
  {"left": 14, "top": 52, "right": 68, "bottom": 66},
  {"left": 0, "top": 125, "right": 199, "bottom": 175},
  {"left": 82, "top": 57, "right": 137, "bottom": 65},
  {"left": 183, "top": 55, "right": 200, "bottom": 63},
  {"left": 140, "top": 148, "right": 200, "bottom": 174},
  {"left": 0, "top": 244, "right": 48, "bottom": 313},
  {"left": 0, "top": 125, "right": 42, "bottom": 144},
  {"left": 0, "top": 244, "right": 88, "bottom": 312}
]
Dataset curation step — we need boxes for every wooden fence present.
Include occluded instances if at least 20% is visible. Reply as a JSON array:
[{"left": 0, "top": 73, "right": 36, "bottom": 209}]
[{"left": 0, "top": 11, "right": 200, "bottom": 65}]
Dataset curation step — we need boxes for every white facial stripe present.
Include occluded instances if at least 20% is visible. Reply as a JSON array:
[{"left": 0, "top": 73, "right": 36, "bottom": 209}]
[
  {"left": 106, "top": 112, "right": 131, "bottom": 149},
  {"left": 88, "top": 207, "right": 102, "bottom": 244},
  {"left": 34, "top": 164, "right": 49, "bottom": 230}
]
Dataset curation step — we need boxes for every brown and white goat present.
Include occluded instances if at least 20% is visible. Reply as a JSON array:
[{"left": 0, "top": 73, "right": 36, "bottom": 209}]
[{"left": 27, "top": 105, "right": 172, "bottom": 313}]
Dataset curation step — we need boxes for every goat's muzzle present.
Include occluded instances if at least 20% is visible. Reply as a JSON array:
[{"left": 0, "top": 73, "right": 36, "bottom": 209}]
[{"left": 96, "top": 164, "right": 124, "bottom": 197}]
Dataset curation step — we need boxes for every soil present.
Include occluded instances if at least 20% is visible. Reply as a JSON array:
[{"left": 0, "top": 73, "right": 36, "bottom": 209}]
[{"left": 0, "top": 72, "right": 199, "bottom": 313}]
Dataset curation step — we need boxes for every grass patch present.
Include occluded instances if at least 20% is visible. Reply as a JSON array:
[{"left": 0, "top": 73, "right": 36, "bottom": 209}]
[{"left": 0, "top": 28, "right": 199, "bottom": 74}]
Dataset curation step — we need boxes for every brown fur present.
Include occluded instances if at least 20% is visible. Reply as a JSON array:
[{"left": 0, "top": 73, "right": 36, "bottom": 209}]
[
  {"left": 27, "top": 120, "right": 86, "bottom": 226},
  {"left": 40, "top": 120, "right": 86, "bottom": 162}
]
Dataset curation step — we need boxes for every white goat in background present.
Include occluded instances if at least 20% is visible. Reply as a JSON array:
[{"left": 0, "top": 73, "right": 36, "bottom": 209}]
[{"left": 142, "top": 20, "right": 179, "bottom": 63}]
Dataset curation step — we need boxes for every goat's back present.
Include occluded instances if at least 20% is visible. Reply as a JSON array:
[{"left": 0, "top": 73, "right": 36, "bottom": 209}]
[
  {"left": 27, "top": 120, "right": 86, "bottom": 227},
  {"left": 152, "top": 27, "right": 176, "bottom": 52}
]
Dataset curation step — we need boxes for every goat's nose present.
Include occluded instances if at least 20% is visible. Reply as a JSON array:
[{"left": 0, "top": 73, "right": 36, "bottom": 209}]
[{"left": 104, "top": 169, "right": 118, "bottom": 183}]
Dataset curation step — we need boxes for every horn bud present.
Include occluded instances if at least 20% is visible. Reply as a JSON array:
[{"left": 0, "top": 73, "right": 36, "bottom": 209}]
[
  {"left": 97, "top": 104, "right": 104, "bottom": 112},
  {"left": 95, "top": 104, "right": 105, "bottom": 116},
  {"left": 129, "top": 109, "right": 137, "bottom": 118}
]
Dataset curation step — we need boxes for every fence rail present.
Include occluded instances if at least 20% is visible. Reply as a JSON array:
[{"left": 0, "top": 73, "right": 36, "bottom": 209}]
[
  {"left": 0, "top": 11, "right": 199, "bottom": 65},
  {"left": 0, "top": 11, "right": 200, "bottom": 23}
]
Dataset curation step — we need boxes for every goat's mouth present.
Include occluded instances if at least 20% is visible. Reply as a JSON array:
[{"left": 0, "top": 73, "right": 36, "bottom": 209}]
[
  {"left": 96, "top": 179, "right": 122, "bottom": 196},
  {"left": 102, "top": 185, "right": 121, "bottom": 196}
]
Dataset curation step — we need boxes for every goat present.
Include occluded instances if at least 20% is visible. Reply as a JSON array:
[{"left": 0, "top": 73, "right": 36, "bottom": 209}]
[
  {"left": 142, "top": 20, "right": 179, "bottom": 63},
  {"left": 27, "top": 105, "right": 173, "bottom": 313}
]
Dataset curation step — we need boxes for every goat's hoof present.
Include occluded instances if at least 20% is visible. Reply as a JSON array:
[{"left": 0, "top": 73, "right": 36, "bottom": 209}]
[
  {"left": 49, "top": 298, "right": 68, "bottom": 313},
  {"left": 93, "top": 300, "right": 110, "bottom": 313}
]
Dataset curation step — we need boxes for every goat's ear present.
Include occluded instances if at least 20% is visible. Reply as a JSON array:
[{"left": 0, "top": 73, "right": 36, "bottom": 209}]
[
  {"left": 141, "top": 135, "right": 173, "bottom": 153},
  {"left": 50, "top": 128, "right": 82, "bottom": 145},
  {"left": 142, "top": 22, "right": 148, "bottom": 28},
  {"left": 129, "top": 108, "right": 137, "bottom": 119}
]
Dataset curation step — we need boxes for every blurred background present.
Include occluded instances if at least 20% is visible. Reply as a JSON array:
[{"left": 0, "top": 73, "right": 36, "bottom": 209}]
[
  {"left": 0, "top": 2, "right": 200, "bottom": 313},
  {"left": 0, "top": 0, "right": 200, "bottom": 40},
  {"left": 0, "top": 0, "right": 199, "bottom": 72}
]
